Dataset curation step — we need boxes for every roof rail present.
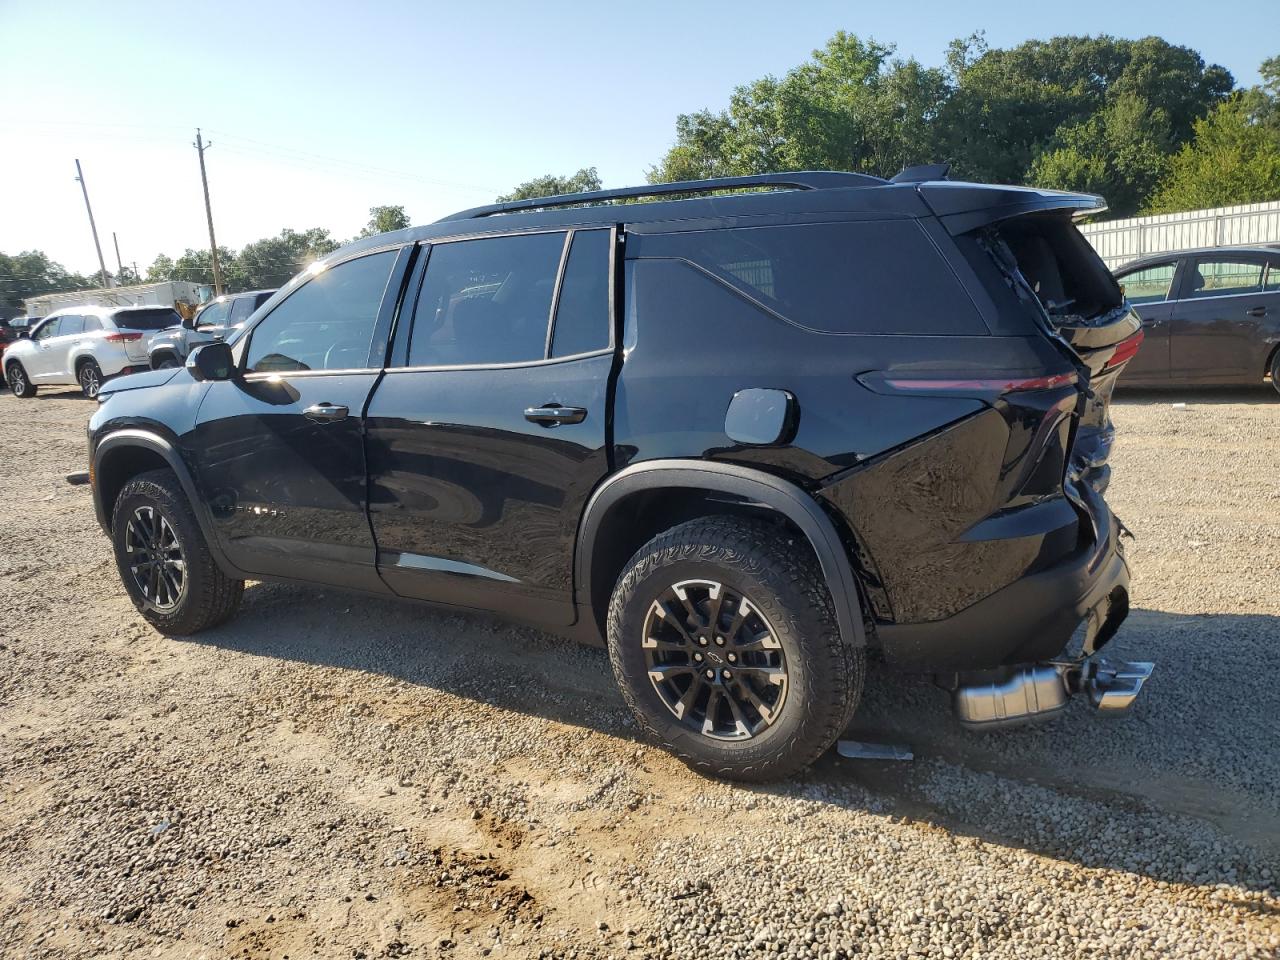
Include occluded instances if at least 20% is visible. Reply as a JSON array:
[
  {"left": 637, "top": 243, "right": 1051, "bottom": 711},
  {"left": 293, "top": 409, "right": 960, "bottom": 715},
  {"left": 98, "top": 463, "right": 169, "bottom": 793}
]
[{"left": 436, "top": 171, "right": 887, "bottom": 222}]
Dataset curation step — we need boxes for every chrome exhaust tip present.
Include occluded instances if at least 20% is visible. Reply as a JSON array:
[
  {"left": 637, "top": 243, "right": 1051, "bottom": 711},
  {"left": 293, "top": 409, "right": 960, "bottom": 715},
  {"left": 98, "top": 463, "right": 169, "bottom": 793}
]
[{"left": 1086, "top": 658, "right": 1154, "bottom": 714}]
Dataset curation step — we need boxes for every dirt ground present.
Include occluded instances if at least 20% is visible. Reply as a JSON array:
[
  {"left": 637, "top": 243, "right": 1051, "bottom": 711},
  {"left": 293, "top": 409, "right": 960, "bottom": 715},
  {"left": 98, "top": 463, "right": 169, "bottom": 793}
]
[{"left": 1, "top": 385, "right": 1277, "bottom": 960}]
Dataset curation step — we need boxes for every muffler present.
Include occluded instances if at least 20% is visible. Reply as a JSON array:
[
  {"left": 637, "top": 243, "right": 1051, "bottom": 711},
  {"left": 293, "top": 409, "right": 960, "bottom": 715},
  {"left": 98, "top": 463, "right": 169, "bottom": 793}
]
[{"left": 952, "top": 658, "right": 1153, "bottom": 730}]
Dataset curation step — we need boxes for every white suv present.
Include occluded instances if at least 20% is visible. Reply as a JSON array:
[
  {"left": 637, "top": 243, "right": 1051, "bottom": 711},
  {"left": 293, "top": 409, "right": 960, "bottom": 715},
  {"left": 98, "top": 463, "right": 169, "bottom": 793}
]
[{"left": 4, "top": 305, "right": 181, "bottom": 399}]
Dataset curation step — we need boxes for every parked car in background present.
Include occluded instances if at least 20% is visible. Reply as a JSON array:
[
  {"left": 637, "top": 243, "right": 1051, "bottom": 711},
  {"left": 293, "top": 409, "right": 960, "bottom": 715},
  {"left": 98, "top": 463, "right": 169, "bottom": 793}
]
[
  {"left": 149, "top": 289, "right": 276, "bottom": 369},
  {"left": 1114, "top": 246, "right": 1280, "bottom": 392},
  {"left": 5, "top": 305, "right": 181, "bottom": 398},
  {"left": 86, "top": 171, "right": 1151, "bottom": 781}
]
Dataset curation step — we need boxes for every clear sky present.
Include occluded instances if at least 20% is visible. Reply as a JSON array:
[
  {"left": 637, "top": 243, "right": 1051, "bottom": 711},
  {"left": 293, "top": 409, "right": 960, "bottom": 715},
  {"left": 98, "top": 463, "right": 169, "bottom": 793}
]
[{"left": 1, "top": 0, "right": 1274, "bottom": 277}]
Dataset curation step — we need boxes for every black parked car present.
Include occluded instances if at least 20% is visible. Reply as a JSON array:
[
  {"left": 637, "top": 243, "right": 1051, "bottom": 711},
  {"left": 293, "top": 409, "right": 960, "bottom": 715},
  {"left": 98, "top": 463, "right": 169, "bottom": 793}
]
[
  {"left": 1113, "top": 246, "right": 1280, "bottom": 391},
  {"left": 86, "top": 170, "right": 1151, "bottom": 780}
]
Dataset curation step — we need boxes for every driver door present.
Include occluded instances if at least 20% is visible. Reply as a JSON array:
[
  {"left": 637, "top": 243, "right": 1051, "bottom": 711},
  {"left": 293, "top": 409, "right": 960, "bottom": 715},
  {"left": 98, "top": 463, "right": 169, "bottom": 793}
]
[
  {"left": 26, "top": 316, "right": 67, "bottom": 381},
  {"left": 189, "top": 247, "right": 412, "bottom": 590}
]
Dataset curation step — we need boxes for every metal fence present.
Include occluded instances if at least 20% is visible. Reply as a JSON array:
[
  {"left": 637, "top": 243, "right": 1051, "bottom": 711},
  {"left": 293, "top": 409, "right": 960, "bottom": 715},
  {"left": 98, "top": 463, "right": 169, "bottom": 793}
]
[{"left": 1079, "top": 200, "right": 1280, "bottom": 268}]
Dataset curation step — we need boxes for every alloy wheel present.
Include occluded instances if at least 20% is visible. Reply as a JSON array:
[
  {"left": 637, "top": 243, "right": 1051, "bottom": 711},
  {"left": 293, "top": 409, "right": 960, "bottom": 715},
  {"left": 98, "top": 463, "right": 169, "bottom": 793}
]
[
  {"left": 123, "top": 505, "right": 186, "bottom": 610},
  {"left": 8, "top": 366, "right": 27, "bottom": 396},
  {"left": 79, "top": 364, "right": 101, "bottom": 398},
  {"left": 642, "top": 578, "right": 788, "bottom": 740}
]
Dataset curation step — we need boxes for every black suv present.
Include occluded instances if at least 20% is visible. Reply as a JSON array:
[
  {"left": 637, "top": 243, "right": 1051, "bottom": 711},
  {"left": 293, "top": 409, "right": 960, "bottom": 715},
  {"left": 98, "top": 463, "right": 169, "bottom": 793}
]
[{"left": 87, "top": 171, "right": 1150, "bottom": 780}]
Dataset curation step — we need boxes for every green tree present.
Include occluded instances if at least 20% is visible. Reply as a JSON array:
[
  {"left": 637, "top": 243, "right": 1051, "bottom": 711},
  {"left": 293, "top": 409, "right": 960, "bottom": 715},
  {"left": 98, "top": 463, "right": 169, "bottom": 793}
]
[
  {"left": 171, "top": 247, "right": 241, "bottom": 290},
  {"left": 235, "top": 228, "right": 339, "bottom": 290},
  {"left": 145, "top": 254, "right": 176, "bottom": 283},
  {"left": 0, "top": 250, "right": 94, "bottom": 309},
  {"left": 649, "top": 33, "right": 948, "bottom": 182},
  {"left": 497, "top": 167, "right": 602, "bottom": 201},
  {"left": 359, "top": 205, "right": 411, "bottom": 238},
  {"left": 1144, "top": 95, "right": 1280, "bottom": 213}
]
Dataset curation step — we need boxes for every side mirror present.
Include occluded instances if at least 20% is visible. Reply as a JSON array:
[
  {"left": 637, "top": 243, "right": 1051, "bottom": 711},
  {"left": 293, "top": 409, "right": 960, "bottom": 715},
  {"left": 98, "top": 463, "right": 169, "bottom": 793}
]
[
  {"left": 182, "top": 314, "right": 196, "bottom": 330},
  {"left": 18, "top": 330, "right": 30, "bottom": 340},
  {"left": 186, "top": 342, "right": 235, "bottom": 382}
]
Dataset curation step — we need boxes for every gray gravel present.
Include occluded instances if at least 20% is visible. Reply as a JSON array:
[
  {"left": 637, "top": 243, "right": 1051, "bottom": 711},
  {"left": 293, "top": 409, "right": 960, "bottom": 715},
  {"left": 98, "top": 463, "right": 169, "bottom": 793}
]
[{"left": 1, "top": 385, "right": 1277, "bottom": 959}]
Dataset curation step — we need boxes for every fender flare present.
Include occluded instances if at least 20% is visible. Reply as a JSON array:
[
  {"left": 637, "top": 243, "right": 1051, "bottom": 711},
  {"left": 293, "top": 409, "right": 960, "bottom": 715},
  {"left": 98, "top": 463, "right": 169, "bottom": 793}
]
[
  {"left": 575, "top": 459, "right": 867, "bottom": 649},
  {"left": 93, "top": 429, "right": 242, "bottom": 578}
]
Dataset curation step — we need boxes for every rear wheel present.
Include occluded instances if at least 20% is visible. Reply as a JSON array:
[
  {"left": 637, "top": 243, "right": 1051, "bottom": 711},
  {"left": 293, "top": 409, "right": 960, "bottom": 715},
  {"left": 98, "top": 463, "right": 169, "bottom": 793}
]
[
  {"left": 77, "top": 359, "right": 103, "bottom": 399},
  {"left": 607, "top": 516, "right": 864, "bottom": 782},
  {"left": 111, "top": 469, "right": 244, "bottom": 635},
  {"left": 1270, "top": 350, "right": 1280, "bottom": 397},
  {"left": 6, "top": 362, "right": 36, "bottom": 398}
]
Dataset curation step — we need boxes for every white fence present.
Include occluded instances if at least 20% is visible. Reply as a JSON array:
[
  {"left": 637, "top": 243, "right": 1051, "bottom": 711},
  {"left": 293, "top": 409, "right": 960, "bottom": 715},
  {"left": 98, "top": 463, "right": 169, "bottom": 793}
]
[{"left": 1079, "top": 200, "right": 1280, "bottom": 268}]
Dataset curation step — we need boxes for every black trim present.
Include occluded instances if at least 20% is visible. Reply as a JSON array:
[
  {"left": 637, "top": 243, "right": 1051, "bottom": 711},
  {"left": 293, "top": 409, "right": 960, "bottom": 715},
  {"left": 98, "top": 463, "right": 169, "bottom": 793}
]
[
  {"left": 574, "top": 460, "right": 868, "bottom": 650},
  {"left": 92, "top": 429, "right": 246, "bottom": 580}
]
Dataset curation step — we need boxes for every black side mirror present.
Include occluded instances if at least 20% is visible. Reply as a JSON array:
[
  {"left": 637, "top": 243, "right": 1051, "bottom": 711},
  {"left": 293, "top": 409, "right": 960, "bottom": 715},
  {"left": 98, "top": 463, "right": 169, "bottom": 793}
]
[
  {"left": 186, "top": 342, "right": 235, "bottom": 382},
  {"left": 182, "top": 314, "right": 196, "bottom": 330}
]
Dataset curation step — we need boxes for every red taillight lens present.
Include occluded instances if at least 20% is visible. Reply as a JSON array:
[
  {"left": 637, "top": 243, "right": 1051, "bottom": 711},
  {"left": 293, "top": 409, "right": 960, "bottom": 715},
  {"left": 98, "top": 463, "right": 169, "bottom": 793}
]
[
  {"left": 105, "top": 332, "right": 143, "bottom": 343},
  {"left": 875, "top": 371, "right": 1079, "bottom": 394},
  {"left": 1104, "top": 329, "right": 1144, "bottom": 370}
]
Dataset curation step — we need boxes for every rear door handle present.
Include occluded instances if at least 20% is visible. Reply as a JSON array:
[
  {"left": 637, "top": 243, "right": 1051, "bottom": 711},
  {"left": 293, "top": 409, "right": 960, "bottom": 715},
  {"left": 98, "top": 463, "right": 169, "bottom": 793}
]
[
  {"left": 304, "top": 402, "right": 349, "bottom": 423},
  {"left": 1245, "top": 306, "right": 1268, "bottom": 318},
  {"left": 524, "top": 404, "right": 587, "bottom": 427}
]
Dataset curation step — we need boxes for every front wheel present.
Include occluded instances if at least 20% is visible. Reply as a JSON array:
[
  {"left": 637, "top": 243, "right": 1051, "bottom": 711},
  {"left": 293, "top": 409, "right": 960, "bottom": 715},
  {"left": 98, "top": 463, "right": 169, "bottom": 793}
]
[
  {"left": 111, "top": 469, "right": 244, "bottom": 635},
  {"left": 78, "top": 360, "right": 103, "bottom": 399},
  {"left": 607, "top": 517, "right": 864, "bottom": 782},
  {"left": 6, "top": 362, "right": 36, "bottom": 398}
]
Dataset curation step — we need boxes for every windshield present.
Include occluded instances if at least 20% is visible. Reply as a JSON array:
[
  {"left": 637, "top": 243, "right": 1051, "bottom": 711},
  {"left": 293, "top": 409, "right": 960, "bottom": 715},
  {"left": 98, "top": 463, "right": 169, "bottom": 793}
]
[{"left": 112, "top": 307, "right": 182, "bottom": 331}]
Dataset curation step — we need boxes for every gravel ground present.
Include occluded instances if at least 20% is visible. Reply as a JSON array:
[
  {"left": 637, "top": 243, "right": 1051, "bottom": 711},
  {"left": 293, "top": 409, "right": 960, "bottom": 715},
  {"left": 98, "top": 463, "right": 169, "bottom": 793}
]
[{"left": 1, "top": 385, "right": 1277, "bottom": 960}]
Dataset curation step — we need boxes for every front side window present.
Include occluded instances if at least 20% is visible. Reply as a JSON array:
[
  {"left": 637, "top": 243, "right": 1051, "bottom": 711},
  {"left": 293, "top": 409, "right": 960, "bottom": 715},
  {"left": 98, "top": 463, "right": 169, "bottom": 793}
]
[
  {"left": 228, "top": 296, "right": 258, "bottom": 324},
  {"left": 196, "top": 300, "right": 231, "bottom": 328},
  {"left": 245, "top": 250, "right": 397, "bottom": 373},
  {"left": 551, "top": 230, "right": 612, "bottom": 358},
  {"left": 33, "top": 318, "right": 62, "bottom": 340},
  {"left": 1118, "top": 262, "right": 1176, "bottom": 305},
  {"left": 409, "top": 232, "right": 564, "bottom": 367},
  {"left": 1188, "top": 259, "right": 1264, "bottom": 298}
]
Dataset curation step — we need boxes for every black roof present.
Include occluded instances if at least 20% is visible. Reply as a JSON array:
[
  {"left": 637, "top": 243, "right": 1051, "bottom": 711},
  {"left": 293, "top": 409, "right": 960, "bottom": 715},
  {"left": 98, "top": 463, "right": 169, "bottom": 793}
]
[{"left": 326, "top": 171, "right": 1106, "bottom": 264}]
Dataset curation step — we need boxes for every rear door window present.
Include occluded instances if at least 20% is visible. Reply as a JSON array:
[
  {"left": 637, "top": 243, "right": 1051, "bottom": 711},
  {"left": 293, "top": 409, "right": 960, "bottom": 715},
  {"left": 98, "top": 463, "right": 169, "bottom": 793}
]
[
  {"left": 649, "top": 221, "right": 986, "bottom": 335},
  {"left": 1186, "top": 259, "right": 1264, "bottom": 298},
  {"left": 1118, "top": 262, "right": 1176, "bottom": 304},
  {"left": 1266, "top": 261, "right": 1280, "bottom": 292},
  {"left": 246, "top": 250, "right": 397, "bottom": 373},
  {"left": 551, "top": 229, "right": 612, "bottom": 358},
  {"left": 409, "top": 232, "right": 565, "bottom": 366},
  {"left": 58, "top": 315, "right": 85, "bottom": 336}
]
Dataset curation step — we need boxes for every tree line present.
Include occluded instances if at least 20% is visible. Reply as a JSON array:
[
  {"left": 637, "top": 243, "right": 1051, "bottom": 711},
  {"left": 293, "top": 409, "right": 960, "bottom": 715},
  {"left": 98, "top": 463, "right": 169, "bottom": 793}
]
[{"left": 4, "top": 32, "right": 1277, "bottom": 308}]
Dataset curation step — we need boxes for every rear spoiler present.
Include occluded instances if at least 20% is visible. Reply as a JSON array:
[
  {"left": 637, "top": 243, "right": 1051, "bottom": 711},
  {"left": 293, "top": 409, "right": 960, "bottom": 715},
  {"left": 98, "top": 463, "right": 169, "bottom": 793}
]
[{"left": 915, "top": 182, "right": 1108, "bottom": 235}]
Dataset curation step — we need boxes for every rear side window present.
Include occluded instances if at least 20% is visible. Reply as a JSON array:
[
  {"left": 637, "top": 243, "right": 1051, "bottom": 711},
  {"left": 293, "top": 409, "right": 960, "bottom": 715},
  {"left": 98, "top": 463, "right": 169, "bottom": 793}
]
[
  {"left": 83, "top": 316, "right": 102, "bottom": 332},
  {"left": 229, "top": 296, "right": 257, "bottom": 324},
  {"left": 409, "top": 232, "right": 564, "bottom": 366},
  {"left": 653, "top": 221, "right": 985, "bottom": 335},
  {"left": 59, "top": 315, "right": 86, "bottom": 336},
  {"left": 1268, "top": 262, "right": 1280, "bottom": 292},
  {"left": 1118, "top": 263, "right": 1176, "bottom": 304},
  {"left": 115, "top": 308, "right": 181, "bottom": 330},
  {"left": 551, "top": 230, "right": 611, "bottom": 357}
]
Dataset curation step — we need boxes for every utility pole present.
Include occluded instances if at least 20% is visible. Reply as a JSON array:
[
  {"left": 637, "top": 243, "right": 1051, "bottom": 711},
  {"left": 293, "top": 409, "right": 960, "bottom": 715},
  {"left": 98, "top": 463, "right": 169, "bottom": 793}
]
[
  {"left": 193, "top": 129, "right": 224, "bottom": 296},
  {"left": 112, "top": 231, "right": 126, "bottom": 283},
  {"left": 74, "top": 159, "right": 111, "bottom": 289}
]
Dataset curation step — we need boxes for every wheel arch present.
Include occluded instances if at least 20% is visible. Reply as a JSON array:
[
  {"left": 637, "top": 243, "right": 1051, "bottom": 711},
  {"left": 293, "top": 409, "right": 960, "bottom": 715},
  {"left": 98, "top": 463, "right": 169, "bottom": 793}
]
[
  {"left": 92, "top": 430, "right": 240, "bottom": 578},
  {"left": 574, "top": 460, "right": 868, "bottom": 651}
]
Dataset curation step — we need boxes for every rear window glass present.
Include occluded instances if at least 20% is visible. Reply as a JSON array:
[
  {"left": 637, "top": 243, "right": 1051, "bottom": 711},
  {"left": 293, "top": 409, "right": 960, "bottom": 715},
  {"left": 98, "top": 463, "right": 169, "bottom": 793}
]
[
  {"left": 652, "top": 221, "right": 985, "bottom": 335},
  {"left": 113, "top": 307, "right": 181, "bottom": 330}
]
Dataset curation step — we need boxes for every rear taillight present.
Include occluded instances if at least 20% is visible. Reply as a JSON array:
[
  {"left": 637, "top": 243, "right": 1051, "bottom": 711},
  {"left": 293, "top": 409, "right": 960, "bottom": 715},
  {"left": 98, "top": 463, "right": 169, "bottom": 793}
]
[
  {"left": 1103, "top": 330, "right": 1144, "bottom": 370},
  {"left": 105, "top": 332, "right": 143, "bottom": 343}
]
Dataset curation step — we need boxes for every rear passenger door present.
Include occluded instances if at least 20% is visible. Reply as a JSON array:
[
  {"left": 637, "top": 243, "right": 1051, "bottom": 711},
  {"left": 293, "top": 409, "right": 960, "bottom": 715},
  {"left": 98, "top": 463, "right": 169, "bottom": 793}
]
[
  {"left": 365, "top": 228, "right": 617, "bottom": 625},
  {"left": 1115, "top": 260, "right": 1177, "bottom": 383},
  {"left": 1170, "top": 255, "right": 1269, "bottom": 383}
]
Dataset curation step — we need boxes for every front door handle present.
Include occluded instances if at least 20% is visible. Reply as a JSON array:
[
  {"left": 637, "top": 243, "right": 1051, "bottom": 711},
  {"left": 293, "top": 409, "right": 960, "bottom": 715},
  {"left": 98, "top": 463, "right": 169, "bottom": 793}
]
[
  {"left": 304, "top": 402, "right": 349, "bottom": 423},
  {"left": 524, "top": 404, "right": 587, "bottom": 427},
  {"left": 1245, "top": 306, "right": 1268, "bottom": 318}
]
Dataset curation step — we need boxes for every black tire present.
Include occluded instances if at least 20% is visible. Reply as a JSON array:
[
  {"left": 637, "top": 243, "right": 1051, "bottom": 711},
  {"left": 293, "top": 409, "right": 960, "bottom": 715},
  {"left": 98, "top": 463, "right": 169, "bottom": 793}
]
[
  {"left": 153, "top": 354, "right": 181, "bottom": 370},
  {"left": 1270, "top": 350, "right": 1280, "bottom": 397},
  {"left": 607, "top": 516, "right": 864, "bottom": 782},
  {"left": 77, "top": 359, "right": 104, "bottom": 399},
  {"left": 111, "top": 468, "right": 243, "bottom": 635},
  {"left": 6, "top": 362, "right": 36, "bottom": 398}
]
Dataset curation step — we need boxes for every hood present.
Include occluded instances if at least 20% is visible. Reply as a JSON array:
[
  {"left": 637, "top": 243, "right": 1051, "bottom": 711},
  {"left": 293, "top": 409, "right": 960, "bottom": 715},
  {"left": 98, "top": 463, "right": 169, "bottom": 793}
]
[{"left": 98, "top": 366, "right": 182, "bottom": 398}]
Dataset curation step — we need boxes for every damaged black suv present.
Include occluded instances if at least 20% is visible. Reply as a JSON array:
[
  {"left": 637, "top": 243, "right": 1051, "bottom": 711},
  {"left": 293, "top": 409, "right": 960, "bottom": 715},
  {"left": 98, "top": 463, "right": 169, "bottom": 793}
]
[{"left": 87, "top": 169, "right": 1150, "bottom": 781}]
